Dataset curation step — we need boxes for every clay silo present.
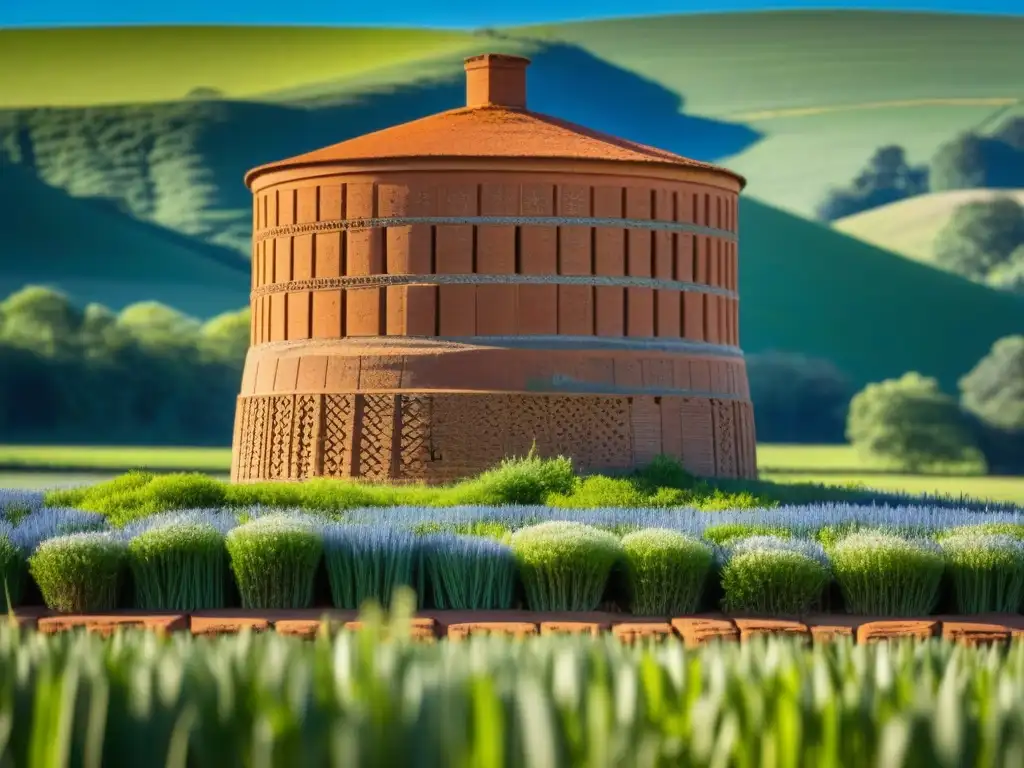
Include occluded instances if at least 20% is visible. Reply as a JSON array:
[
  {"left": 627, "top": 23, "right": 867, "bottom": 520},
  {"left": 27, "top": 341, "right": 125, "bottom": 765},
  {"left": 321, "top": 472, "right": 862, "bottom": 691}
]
[{"left": 232, "top": 53, "right": 757, "bottom": 483}]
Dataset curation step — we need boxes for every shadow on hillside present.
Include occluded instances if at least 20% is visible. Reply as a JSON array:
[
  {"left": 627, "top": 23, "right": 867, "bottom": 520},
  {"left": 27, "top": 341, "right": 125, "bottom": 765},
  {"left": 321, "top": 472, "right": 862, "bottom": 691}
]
[
  {"left": 277, "top": 40, "right": 761, "bottom": 168},
  {"left": 0, "top": 40, "right": 761, "bottom": 270}
]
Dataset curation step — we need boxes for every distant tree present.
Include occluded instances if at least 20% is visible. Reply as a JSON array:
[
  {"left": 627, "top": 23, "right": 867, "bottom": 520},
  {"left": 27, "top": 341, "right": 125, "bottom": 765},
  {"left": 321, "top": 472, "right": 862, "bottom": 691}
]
[
  {"left": 117, "top": 301, "right": 202, "bottom": 357},
  {"left": 846, "top": 372, "right": 986, "bottom": 473},
  {"left": 816, "top": 145, "right": 929, "bottom": 221},
  {"left": 0, "top": 286, "right": 84, "bottom": 358},
  {"left": 959, "top": 335, "right": 1024, "bottom": 434},
  {"left": 994, "top": 117, "right": 1024, "bottom": 151},
  {"left": 931, "top": 118, "right": 1024, "bottom": 191},
  {"left": 933, "top": 197, "right": 1024, "bottom": 280},
  {"left": 198, "top": 308, "right": 251, "bottom": 363},
  {"left": 987, "top": 245, "right": 1024, "bottom": 294},
  {"left": 746, "top": 352, "right": 853, "bottom": 443}
]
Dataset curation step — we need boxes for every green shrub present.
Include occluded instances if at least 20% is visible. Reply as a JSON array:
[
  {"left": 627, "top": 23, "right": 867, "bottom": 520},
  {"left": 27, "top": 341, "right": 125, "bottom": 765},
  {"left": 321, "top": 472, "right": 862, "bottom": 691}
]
[
  {"left": 322, "top": 526, "right": 418, "bottom": 610},
  {"left": 634, "top": 455, "right": 696, "bottom": 490},
  {"left": 422, "top": 534, "right": 517, "bottom": 610},
  {"left": 940, "top": 533, "right": 1024, "bottom": 613},
  {"left": 510, "top": 522, "right": 622, "bottom": 611},
  {"left": 720, "top": 538, "right": 831, "bottom": 615},
  {"left": 452, "top": 453, "right": 577, "bottom": 506},
  {"left": 547, "top": 476, "right": 648, "bottom": 508},
  {"left": 830, "top": 532, "right": 945, "bottom": 615},
  {"left": 620, "top": 529, "right": 713, "bottom": 615},
  {"left": 128, "top": 523, "right": 226, "bottom": 611},
  {"left": 225, "top": 515, "right": 323, "bottom": 609},
  {"left": 28, "top": 533, "right": 126, "bottom": 612}
]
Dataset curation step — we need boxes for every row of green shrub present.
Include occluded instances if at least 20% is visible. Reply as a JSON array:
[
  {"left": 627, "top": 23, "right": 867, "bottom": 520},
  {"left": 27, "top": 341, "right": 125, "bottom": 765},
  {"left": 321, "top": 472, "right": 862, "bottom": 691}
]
[
  {"left": 3, "top": 612, "right": 1024, "bottom": 767},
  {"left": 40, "top": 454, "right": 920, "bottom": 526},
  {"left": 18, "top": 517, "right": 1024, "bottom": 618}
]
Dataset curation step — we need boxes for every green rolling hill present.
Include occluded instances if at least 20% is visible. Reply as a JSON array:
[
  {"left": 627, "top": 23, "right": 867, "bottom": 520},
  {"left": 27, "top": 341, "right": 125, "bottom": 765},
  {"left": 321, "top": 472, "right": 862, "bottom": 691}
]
[
  {"left": 739, "top": 197, "right": 1024, "bottom": 393},
  {"left": 833, "top": 189, "right": 1024, "bottom": 265},
  {"left": 0, "top": 164, "right": 249, "bottom": 318},
  {"left": 0, "top": 10, "right": 1020, "bottom": 392}
]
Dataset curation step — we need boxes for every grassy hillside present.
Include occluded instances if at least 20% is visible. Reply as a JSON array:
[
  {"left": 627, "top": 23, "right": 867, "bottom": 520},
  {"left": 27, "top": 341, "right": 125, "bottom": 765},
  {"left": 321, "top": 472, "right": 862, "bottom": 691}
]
[
  {"left": 833, "top": 189, "right": 1024, "bottom": 264},
  {"left": 739, "top": 196, "right": 1024, "bottom": 392},
  {"left": 0, "top": 26, "right": 478, "bottom": 107},
  {"left": 0, "top": 164, "right": 249, "bottom": 317},
  {"left": 512, "top": 11, "right": 1024, "bottom": 217}
]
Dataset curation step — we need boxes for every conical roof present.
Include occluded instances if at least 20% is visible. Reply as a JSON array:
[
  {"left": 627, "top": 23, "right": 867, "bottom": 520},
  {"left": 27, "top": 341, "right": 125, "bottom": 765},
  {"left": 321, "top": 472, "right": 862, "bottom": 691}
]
[{"left": 245, "top": 54, "right": 745, "bottom": 187}]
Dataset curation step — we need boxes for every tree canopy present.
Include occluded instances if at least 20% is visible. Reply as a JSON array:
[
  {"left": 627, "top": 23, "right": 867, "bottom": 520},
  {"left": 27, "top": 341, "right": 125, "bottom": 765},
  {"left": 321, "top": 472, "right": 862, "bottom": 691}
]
[
  {"left": 846, "top": 372, "right": 986, "bottom": 473},
  {"left": 0, "top": 286, "right": 248, "bottom": 445},
  {"left": 816, "top": 145, "right": 929, "bottom": 222},
  {"left": 933, "top": 196, "right": 1024, "bottom": 281},
  {"left": 960, "top": 335, "right": 1024, "bottom": 434}
]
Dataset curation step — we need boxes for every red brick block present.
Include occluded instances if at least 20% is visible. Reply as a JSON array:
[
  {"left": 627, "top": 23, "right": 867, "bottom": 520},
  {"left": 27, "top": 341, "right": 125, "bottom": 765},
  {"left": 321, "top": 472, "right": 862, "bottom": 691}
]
[
  {"left": 804, "top": 615, "right": 862, "bottom": 643},
  {"left": 856, "top": 620, "right": 938, "bottom": 644},
  {"left": 540, "top": 621, "right": 605, "bottom": 636},
  {"left": 941, "top": 621, "right": 1013, "bottom": 647},
  {"left": 447, "top": 622, "right": 538, "bottom": 641},
  {"left": 611, "top": 622, "right": 675, "bottom": 644},
  {"left": 671, "top": 616, "right": 739, "bottom": 648},
  {"left": 732, "top": 618, "right": 810, "bottom": 642},
  {"left": 191, "top": 617, "right": 271, "bottom": 636},
  {"left": 39, "top": 614, "right": 188, "bottom": 637},
  {"left": 344, "top": 617, "right": 438, "bottom": 642}
]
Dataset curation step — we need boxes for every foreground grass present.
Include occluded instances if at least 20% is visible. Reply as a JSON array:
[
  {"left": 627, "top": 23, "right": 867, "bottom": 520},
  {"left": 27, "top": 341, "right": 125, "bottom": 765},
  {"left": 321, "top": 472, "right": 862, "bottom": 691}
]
[{"left": 3, "top": 612, "right": 1024, "bottom": 766}]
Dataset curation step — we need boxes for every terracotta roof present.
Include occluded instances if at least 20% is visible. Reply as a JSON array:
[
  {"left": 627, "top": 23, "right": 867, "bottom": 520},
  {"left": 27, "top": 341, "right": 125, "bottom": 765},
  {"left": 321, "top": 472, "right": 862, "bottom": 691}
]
[{"left": 245, "top": 54, "right": 745, "bottom": 188}]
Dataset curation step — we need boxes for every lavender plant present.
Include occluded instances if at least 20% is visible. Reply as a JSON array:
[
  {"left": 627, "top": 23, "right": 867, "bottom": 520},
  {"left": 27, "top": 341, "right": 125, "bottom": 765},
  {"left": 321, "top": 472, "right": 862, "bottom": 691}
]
[
  {"left": 28, "top": 532, "right": 126, "bottom": 612},
  {"left": 421, "top": 533, "right": 517, "bottom": 610},
  {"left": 620, "top": 529, "right": 714, "bottom": 615},
  {"left": 129, "top": 522, "right": 228, "bottom": 611},
  {"left": 225, "top": 514, "right": 323, "bottom": 609},
  {"left": 510, "top": 521, "right": 622, "bottom": 611},
  {"left": 321, "top": 525, "right": 419, "bottom": 609},
  {"left": 940, "top": 533, "right": 1024, "bottom": 613},
  {"left": 829, "top": 532, "right": 945, "bottom": 615},
  {"left": 720, "top": 537, "right": 831, "bottom": 615}
]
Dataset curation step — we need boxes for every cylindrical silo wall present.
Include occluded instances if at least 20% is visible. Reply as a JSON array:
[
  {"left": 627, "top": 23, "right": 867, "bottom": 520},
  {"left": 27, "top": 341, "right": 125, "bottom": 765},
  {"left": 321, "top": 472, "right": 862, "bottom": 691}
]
[{"left": 232, "top": 165, "right": 757, "bottom": 483}]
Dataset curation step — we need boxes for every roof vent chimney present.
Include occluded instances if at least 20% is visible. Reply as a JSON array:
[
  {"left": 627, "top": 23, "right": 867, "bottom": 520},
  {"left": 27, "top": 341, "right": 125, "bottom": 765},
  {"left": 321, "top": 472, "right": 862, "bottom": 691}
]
[{"left": 464, "top": 53, "right": 530, "bottom": 109}]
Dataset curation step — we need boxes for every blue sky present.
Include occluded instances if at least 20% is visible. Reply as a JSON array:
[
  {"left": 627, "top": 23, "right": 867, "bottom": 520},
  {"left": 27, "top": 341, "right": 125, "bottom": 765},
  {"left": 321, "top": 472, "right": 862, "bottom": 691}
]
[{"left": 0, "top": 0, "right": 1019, "bottom": 29}]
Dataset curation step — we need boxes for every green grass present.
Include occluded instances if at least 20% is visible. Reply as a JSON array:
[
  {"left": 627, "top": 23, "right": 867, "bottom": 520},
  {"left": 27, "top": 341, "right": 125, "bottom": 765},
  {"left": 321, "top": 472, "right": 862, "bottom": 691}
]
[
  {"left": 833, "top": 188, "right": 1024, "bottom": 265},
  {"left": 0, "top": 165, "right": 249, "bottom": 318},
  {"left": 0, "top": 445, "right": 233, "bottom": 472},
  {"left": 0, "top": 26, "right": 478, "bottom": 107},
  {"left": 512, "top": 10, "right": 1024, "bottom": 217},
  {"left": 758, "top": 443, "right": 1024, "bottom": 505}
]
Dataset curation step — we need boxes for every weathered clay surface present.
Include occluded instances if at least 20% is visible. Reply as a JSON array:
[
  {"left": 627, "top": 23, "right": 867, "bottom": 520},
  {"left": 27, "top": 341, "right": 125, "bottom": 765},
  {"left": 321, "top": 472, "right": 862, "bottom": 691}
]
[
  {"left": 232, "top": 54, "right": 756, "bottom": 484},
  {"left": 38, "top": 614, "right": 188, "bottom": 637},
  {"left": 540, "top": 621, "right": 607, "bottom": 636},
  {"left": 733, "top": 618, "right": 810, "bottom": 642},
  {"left": 940, "top": 621, "right": 1013, "bottom": 646},
  {"left": 671, "top": 616, "right": 740, "bottom": 647},
  {"left": 447, "top": 622, "right": 539, "bottom": 640},
  {"left": 856, "top": 620, "right": 939, "bottom": 644},
  {"left": 612, "top": 622, "right": 676, "bottom": 644},
  {"left": 804, "top": 614, "right": 862, "bottom": 643}
]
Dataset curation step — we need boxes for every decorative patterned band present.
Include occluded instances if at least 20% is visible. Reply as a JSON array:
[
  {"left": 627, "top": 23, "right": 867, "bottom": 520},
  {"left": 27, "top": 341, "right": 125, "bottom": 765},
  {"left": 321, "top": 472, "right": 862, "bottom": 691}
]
[
  {"left": 251, "top": 272, "right": 739, "bottom": 300},
  {"left": 251, "top": 334, "right": 744, "bottom": 357},
  {"left": 252, "top": 215, "right": 737, "bottom": 243}
]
